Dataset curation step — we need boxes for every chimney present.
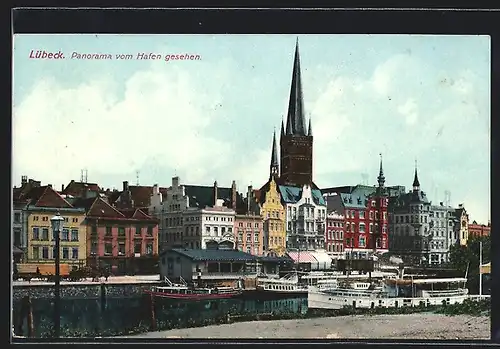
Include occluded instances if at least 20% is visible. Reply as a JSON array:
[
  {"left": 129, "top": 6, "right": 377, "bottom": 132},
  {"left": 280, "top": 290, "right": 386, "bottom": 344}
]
[
  {"left": 153, "top": 184, "right": 159, "bottom": 195},
  {"left": 172, "top": 176, "right": 180, "bottom": 187},
  {"left": 231, "top": 180, "right": 237, "bottom": 209},
  {"left": 123, "top": 181, "right": 129, "bottom": 191},
  {"left": 247, "top": 185, "right": 253, "bottom": 213},
  {"left": 21, "top": 175, "right": 27, "bottom": 186},
  {"left": 213, "top": 181, "right": 218, "bottom": 207},
  {"left": 61, "top": 184, "right": 65, "bottom": 192},
  {"left": 48, "top": 184, "right": 52, "bottom": 189}
]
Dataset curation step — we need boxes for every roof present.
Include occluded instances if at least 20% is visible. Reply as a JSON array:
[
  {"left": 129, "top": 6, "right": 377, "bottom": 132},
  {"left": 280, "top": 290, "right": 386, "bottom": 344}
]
[
  {"left": 62, "top": 180, "right": 101, "bottom": 197},
  {"left": 310, "top": 251, "right": 333, "bottom": 265},
  {"left": 23, "top": 186, "right": 73, "bottom": 209},
  {"left": 287, "top": 251, "right": 318, "bottom": 264},
  {"left": 119, "top": 208, "right": 155, "bottom": 220},
  {"left": 340, "top": 193, "right": 366, "bottom": 209},
  {"left": 13, "top": 178, "right": 42, "bottom": 201},
  {"left": 184, "top": 184, "right": 235, "bottom": 209},
  {"left": 164, "top": 248, "right": 257, "bottom": 262},
  {"left": 278, "top": 185, "right": 326, "bottom": 206}
]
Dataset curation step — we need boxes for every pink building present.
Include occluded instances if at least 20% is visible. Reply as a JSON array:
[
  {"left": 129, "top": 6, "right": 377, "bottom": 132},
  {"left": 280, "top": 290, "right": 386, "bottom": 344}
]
[
  {"left": 234, "top": 213, "right": 264, "bottom": 256},
  {"left": 74, "top": 197, "right": 159, "bottom": 275}
]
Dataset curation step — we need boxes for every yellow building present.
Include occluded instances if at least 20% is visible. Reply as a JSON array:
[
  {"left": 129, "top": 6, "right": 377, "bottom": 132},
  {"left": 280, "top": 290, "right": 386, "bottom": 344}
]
[
  {"left": 260, "top": 177, "right": 286, "bottom": 256},
  {"left": 456, "top": 205, "right": 469, "bottom": 246},
  {"left": 24, "top": 186, "right": 87, "bottom": 268}
]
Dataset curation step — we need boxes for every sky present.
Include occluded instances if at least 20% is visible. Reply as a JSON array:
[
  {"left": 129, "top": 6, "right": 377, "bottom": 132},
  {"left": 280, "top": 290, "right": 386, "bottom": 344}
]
[{"left": 12, "top": 34, "right": 490, "bottom": 224}]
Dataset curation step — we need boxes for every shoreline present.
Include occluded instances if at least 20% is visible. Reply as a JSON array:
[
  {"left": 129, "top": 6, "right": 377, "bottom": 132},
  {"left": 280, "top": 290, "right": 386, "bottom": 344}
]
[{"left": 118, "top": 313, "right": 490, "bottom": 340}]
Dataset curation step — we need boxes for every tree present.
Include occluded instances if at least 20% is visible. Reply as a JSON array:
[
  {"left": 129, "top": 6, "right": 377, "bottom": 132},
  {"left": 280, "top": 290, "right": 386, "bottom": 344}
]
[{"left": 449, "top": 235, "right": 490, "bottom": 294}]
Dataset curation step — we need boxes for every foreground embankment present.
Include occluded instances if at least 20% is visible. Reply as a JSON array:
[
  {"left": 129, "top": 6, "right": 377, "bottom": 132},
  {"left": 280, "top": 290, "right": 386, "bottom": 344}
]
[{"left": 119, "top": 313, "right": 490, "bottom": 340}]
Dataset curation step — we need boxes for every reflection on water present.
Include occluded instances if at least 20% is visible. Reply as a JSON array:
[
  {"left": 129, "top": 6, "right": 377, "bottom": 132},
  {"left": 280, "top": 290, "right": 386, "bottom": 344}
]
[{"left": 13, "top": 296, "right": 308, "bottom": 338}]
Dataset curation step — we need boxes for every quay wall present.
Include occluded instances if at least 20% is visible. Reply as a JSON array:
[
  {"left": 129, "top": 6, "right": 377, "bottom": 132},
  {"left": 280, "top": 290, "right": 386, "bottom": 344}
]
[{"left": 12, "top": 282, "right": 158, "bottom": 301}]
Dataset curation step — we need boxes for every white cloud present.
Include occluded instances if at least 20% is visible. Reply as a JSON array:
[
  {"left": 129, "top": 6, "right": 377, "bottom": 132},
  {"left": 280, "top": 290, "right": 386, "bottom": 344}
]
[
  {"left": 12, "top": 62, "right": 236, "bottom": 188},
  {"left": 397, "top": 98, "right": 419, "bottom": 125}
]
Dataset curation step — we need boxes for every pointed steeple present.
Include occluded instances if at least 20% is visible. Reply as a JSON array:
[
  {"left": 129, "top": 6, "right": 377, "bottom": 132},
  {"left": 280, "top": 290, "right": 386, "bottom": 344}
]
[
  {"left": 377, "top": 153, "right": 385, "bottom": 188},
  {"left": 307, "top": 115, "right": 313, "bottom": 136},
  {"left": 270, "top": 128, "right": 279, "bottom": 178},
  {"left": 413, "top": 159, "right": 420, "bottom": 191},
  {"left": 281, "top": 117, "right": 285, "bottom": 137},
  {"left": 285, "top": 38, "right": 307, "bottom": 136}
]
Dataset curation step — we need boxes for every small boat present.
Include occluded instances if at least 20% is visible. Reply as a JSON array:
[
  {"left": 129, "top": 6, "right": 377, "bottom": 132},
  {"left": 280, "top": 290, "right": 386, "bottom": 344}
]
[{"left": 144, "top": 277, "right": 242, "bottom": 300}]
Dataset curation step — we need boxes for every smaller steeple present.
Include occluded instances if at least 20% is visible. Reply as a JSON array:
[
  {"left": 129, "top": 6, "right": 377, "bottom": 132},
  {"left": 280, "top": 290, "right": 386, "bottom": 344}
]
[
  {"left": 377, "top": 153, "right": 385, "bottom": 188},
  {"left": 307, "top": 115, "right": 313, "bottom": 136},
  {"left": 413, "top": 159, "right": 420, "bottom": 191},
  {"left": 281, "top": 117, "right": 285, "bottom": 137},
  {"left": 270, "top": 128, "right": 279, "bottom": 178}
]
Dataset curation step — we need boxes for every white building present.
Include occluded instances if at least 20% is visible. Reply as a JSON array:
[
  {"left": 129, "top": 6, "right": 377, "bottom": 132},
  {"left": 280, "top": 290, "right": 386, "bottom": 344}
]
[
  {"left": 149, "top": 176, "right": 238, "bottom": 251},
  {"left": 278, "top": 184, "right": 327, "bottom": 251}
]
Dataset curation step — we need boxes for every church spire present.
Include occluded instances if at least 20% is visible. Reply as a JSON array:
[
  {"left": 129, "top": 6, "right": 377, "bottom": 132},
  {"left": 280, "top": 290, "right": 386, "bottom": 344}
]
[
  {"left": 307, "top": 115, "right": 313, "bottom": 136},
  {"left": 413, "top": 159, "right": 420, "bottom": 191},
  {"left": 281, "top": 117, "right": 285, "bottom": 137},
  {"left": 270, "top": 128, "right": 279, "bottom": 178},
  {"left": 377, "top": 153, "right": 385, "bottom": 188},
  {"left": 285, "top": 38, "right": 307, "bottom": 136}
]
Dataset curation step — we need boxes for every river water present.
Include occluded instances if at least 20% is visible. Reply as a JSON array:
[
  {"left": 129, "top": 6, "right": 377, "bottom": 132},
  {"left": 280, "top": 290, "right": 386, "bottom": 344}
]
[{"left": 13, "top": 295, "right": 308, "bottom": 338}]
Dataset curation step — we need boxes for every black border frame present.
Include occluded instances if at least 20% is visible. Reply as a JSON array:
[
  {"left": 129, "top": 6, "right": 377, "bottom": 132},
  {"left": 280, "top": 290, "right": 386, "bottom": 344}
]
[{"left": 8, "top": 5, "right": 499, "bottom": 346}]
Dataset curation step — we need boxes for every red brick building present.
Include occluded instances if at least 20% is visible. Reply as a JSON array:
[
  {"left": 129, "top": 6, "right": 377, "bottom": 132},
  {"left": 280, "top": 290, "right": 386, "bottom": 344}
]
[
  {"left": 73, "top": 197, "right": 159, "bottom": 275},
  {"left": 322, "top": 156, "right": 389, "bottom": 259},
  {"left": 326, "top": 211, "right": 345, "bottom": 258},
  {"left": 468, "top": 220, "right": 491, "bottom": 239}
]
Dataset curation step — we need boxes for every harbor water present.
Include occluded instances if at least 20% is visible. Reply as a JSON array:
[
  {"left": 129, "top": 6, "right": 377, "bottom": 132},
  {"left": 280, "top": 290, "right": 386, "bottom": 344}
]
[{"left": 13, "top": 294, "right": 308, "bottom": 338}]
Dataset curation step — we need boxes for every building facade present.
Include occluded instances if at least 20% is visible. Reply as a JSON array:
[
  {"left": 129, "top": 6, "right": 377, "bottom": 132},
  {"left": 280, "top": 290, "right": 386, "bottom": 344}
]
[
  {"left": 259, "top": 176, "right": 287, "bottom": 256},
  {"left": 428, "top": 202, "right": 455, "bottom": 264},
  {"left": 19, "top": 186, "right": 87, "bottom": 268},
  {"left": 455, "top": 205, "right": 469, "bottom": 246},
  {"left": 186, "top": 205, "right": 236, "bottom": 250},
  {"left": 468, "top": 220, "right": 490, "bottom": 239},
  {"left": 74, "top": 197, "right": 159, "bottom": 274},
  {"left": 322, "top": 157, "right": 390, "bottom": 260},
  {"left": 280, "top": 184, "right": 327, "bottom": 251},
  {"left": 234, "top": 213, "right": 264, "bottom": 255},
  {"left": 149, "top": 176, "right": 238, "bottom": 251},
  {"left": 325, "top": 211, "right": 345, "bottom": 258}
]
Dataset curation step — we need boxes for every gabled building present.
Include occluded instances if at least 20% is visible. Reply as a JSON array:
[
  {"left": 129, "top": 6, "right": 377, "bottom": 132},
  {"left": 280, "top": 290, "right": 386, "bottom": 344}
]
[
  {"left": 17, "top": 185, "right": 87, "bottom": 268},
  {"left": 110, "top": 181, "right": 167, "bottom": 210},
  {"left": 149, "top": 176, "right": 240, "bottom": 252},
  {"left": 322, "top": 156, "right": 391, "bottom": 260},
  {"left": 73, "top": 196, "right": 159, "bottom": 275}
]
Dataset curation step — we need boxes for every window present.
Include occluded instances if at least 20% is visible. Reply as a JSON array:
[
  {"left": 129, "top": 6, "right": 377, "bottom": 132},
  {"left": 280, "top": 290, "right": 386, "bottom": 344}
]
[
  {"left": 359, "top": 211, "right": 365, "bottom": 219},
  {"left": 221, "top": 227, "right": 226, "bottom": 234},
  {"left": 196, "top": 226, "right": 200, "bottom": 235},
  {"left": 254, "top": 247, "right": 259, "bottom": 255},
  {"left": 246, "top": 246, "right": 251, "bottom": 254},
  {"left": 32, "top": 246, "right": 39, "bottom": 259},
  {"left": 105, "top": 226, "right": 112, "bottom": 236},
  {"left": 72, "top": 217, "right": 78, "bottom": 223},
  {"left": 359, "top": 236, "right": 366, "bottom": 247},
  {"left": 246, "top": 233, "right": 252, "bottom": 242},
  {"left": 247, "top": 223, "right": 251, "bottom": 228},
  {"left": 118, "top": 227, "right": 125, "bottom": 236},
  {"left": 105, "top": 243, "right": 112, "bottom": 255},
  {"left": 71, "top": 229, "right": 79, "bottom": 241},
  {"left": 14, "top": 213, "right": 20, "bottom": 223},
  {"left": 255, "top": 223, "right": 259, "bottom": 228},
  {"left": 228, "top": 227, "right": 232, "bottom": 233},
  {"left": 42, "top": 247, "right": 49, "bottom": 259},
  {"left": 134, "top": 243, "right": 142, "bottom": 254},
  {"left": 118, "top": 243, "right": 125, "bottom": 255},
  {"left": 383, "top": 212, "right": 387, "bottom": 220},
  {"left": 359, "top": 223, "right": 366, "bottom": 232},
  {"left": 136, "top": 226, "right": 141, "bottom": 235},
  {"left": 369, "top": 211, "right": 374, "bottom": 220},
  {"left": 61, "top": 229, "right": 69, "bottom": 241},
  {"left": 33, "top": 216, "right": 39, "bottom": 221},
  {"left": 147, "top": 226, "right": 153, "bottom": 235},
  {"left": 32, "top": 227, "right": 40, "bottom": 240},
  {"left": 254, "top": 233, "right": 260, "bottom": 243},
  {"left": 146, "top": 243, "right": 153, "bottom": 255},
  {"left": 62, "top": 248, "right": 69, "bottom": 259},
  {"left": 42, "top": 216, "right": 49, "bottom": 222},
  {"left": 239, "top": 222, "right": 243, "bottom": 227},
  {"left": 206, "top": 226, "right": 210, "bottom": 233},
  {"left": 72, "top": 248, "right": 79, "bottom": 259}
]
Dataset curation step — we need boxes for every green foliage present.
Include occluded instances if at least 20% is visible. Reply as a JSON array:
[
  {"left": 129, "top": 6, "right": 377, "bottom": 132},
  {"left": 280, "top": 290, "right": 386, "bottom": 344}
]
[{"left": 449, "top": 235, "right": 490, "bottom": 294}]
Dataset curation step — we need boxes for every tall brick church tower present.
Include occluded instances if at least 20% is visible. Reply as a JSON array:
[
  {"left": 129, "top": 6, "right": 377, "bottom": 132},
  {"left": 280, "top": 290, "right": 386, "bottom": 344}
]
[{"left": 279, "top": 39, "right": 314, "bottom": 187}]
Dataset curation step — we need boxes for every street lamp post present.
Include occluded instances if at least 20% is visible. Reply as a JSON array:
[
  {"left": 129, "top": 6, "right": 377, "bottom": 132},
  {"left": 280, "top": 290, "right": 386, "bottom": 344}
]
[{"left": 50, "top": 212, "right": 64, "bottom": 339}]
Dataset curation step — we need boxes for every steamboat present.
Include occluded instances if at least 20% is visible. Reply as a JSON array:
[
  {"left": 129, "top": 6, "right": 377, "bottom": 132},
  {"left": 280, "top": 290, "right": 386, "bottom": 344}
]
[{"left": 144, "top": 277, "right": 242, "bottom": 300}]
